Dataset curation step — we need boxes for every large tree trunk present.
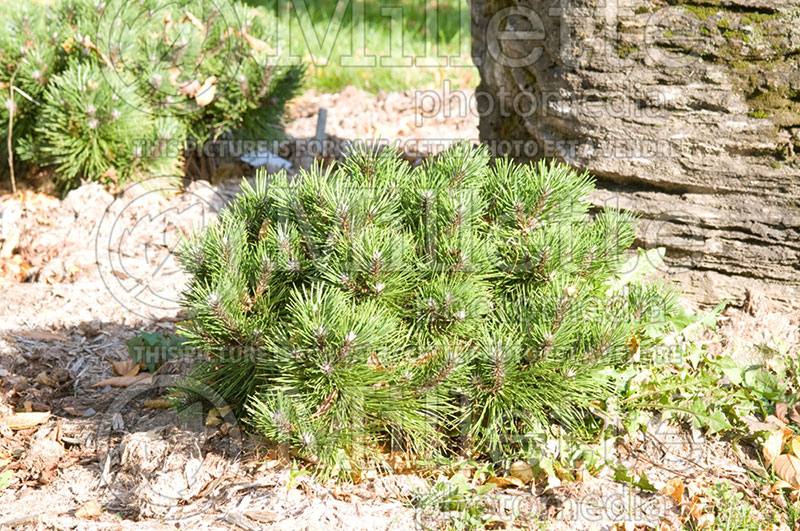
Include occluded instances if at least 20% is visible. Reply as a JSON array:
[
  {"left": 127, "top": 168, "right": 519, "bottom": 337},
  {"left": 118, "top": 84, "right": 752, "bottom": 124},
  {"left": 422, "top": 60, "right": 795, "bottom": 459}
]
[{"left": 471, "top": 0, "right": 800, "bottom": 307}]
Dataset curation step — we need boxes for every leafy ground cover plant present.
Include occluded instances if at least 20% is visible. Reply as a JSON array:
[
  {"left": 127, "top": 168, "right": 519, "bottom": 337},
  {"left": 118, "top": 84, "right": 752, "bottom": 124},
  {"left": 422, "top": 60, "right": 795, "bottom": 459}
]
[
  {"left": 175, "top": 142, "right": 679, "bottom": 473},
  {"left": 0, "top": 0, "right": 302, "bottom": 192}
]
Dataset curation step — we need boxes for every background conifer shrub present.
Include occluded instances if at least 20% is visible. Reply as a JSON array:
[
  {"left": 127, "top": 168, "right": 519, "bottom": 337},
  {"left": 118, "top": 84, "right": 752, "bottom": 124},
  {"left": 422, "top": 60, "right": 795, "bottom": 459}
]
[
  {"left": 176, "top": 143, "right": 677, "bottom": 471},
  {"left": 0, "top": 0, "right": 302, "bottom": 192}
]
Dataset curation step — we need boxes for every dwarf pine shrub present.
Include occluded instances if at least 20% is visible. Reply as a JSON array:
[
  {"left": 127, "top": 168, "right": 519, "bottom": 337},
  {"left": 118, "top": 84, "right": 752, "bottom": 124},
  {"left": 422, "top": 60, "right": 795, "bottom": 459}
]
[
  {"left": 176, "top": 143, "right": 677, "bottom": 471},
  {"left": 0, "top": 0, "right": 302, "bottom": 192}
]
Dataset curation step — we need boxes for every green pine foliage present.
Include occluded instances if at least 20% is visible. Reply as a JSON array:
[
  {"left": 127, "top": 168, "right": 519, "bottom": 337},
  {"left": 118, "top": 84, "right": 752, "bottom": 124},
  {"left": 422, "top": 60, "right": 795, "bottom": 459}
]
[
  {"left": 0, "top": 0, "right": 302, "bottom": 192},
  {"left": 176, "top": 143, "right": 678, "bottom": 472},
  {"left": 28, "top": 62, "right": 160, "bottom": 183}
]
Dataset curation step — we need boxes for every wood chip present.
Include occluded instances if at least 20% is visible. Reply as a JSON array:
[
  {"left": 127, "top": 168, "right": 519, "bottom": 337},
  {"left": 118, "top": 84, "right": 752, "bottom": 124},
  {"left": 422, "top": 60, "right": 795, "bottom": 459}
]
[
  {"left": 91, "top": 374, "right": 152, "bottom": 388},
  {"left": 1, "top": 411, "right": 51, "bottom": 430},
  {"left": 15, "top": 330, "right": 69, "bottom": 342},
  {"left": 244, "top": 510, "right": 279, "bottom": 523},
  {"left": 75, "top": 499, "right": 102, "bottom": 518}
]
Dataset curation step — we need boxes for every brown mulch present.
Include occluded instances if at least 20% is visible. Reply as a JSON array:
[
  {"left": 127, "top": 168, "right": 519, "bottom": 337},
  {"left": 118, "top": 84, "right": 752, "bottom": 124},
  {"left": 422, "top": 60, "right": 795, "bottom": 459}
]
[{"left": 0, "top": 87, "right": 797, "bottom": 530}]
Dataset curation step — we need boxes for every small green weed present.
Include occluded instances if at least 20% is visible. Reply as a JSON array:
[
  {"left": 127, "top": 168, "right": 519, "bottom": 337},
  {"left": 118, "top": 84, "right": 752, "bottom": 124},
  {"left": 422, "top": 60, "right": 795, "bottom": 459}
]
[
  {"left": 411, "top": 472, "right": 498, "bottom": 531},
  {"left": 686, "top": 480, "right": 766, "bottom": 531},
  {"left": 125, "top": 331, "right": 186, "bottom": 372}
]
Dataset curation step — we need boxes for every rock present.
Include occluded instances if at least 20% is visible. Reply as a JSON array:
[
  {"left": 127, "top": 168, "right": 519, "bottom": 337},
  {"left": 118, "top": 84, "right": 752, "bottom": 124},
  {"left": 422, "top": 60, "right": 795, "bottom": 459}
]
[{"left": 471, "top": 0, "right": 800, "bottom": 307}]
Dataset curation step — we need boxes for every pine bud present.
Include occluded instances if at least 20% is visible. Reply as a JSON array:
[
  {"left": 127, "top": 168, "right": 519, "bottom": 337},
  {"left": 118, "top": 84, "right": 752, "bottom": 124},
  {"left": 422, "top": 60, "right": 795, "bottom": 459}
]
[
  {"left": 443, "top": 292, "right": 455, "bottom": 307},
  {"left": 314, "top": 325, "right": 327, "bottom": 345},
  {"left": 421, "top": 190, "right": 435, "bottom": 209},
  {"left": 238, "top": 74, "right": 249, "bottom": 97},
  {"left": 301, "top": 431, "right": 316, "bottom": 449},
  {"left": 271, "top": 410, "right": 291, "bottom": 435},
  {"left": 453, "top": 206, "right": 465, "bottom": 226}
]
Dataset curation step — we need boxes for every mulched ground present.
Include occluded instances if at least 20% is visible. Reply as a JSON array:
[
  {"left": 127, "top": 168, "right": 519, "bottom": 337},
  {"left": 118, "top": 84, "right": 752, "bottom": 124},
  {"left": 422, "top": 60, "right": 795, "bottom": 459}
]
[{"left": 0, "top": 86, "right": 798, "bottom": 530}]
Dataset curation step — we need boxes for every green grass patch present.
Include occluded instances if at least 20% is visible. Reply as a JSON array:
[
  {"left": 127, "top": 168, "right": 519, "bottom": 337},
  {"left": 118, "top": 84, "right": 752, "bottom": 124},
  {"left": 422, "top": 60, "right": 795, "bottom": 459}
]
[{"left": 250, "top": 0, "right": 477, "bottom": 92}]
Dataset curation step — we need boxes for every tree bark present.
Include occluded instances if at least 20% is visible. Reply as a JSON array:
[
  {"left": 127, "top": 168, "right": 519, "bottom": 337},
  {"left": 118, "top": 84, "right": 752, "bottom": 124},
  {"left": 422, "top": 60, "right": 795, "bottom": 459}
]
[{"left": 471, "top": 0, "right": 800, "bottom": 307}]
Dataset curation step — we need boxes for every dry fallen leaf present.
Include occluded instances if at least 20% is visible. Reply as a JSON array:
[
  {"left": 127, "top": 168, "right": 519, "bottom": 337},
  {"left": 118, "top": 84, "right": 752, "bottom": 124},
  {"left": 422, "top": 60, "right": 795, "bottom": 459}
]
[
  {"left": 367, "top": 351, "right": 385, "bottom": 370},
  {"left": 169, "top": 67, "right": 181, "bottom": 86},
  {"left": 385, "top": 451, "right": 417, "bottom": 474},
  {"left": 775, "top": 454, "right": 800, "bottom": 488},
  {"left": 770, "top": 479, "right": 795, "bottom": 493},
  {"left": 206, "top": 407, "right": 222, "bottom": 427},
  {"left": 575, "top": 467, "right": 592, "bottom": 483},
  {"left": 16, "top": 329, "right": 69, "bottom": 342},
  {"left": 75, "top": 499, "right": 102, "bottom": 518},
  {"left": 112, "top": 359, "right": 140, "bottom": 377},
  {"left": 742, "top": 415, "right": 784, "bottom": 434},
  {"left": 776, "top": 402, "right": 790, "bottom": 424},
  {"left": 765, "top": 414, "right": 789, "bottom": 427},
  {"left": 162, "top": 12, "right": 174, "bottom": 33},
  {"left": 790, "top": 437, "right": 800, "bottom": 458},
  {"left": 243, "top": 32, "right": 273, "bottom": 53},
  {"left": 789, "top": 404, "right": 800, "bottom": 426},
  {"left": 181, "top": 11, "right": 205, "bottom": 30},
  {"left": 34, "top": 371, "right": 58, "bottom": 387},
  {"left": 509, "top": 460, "right": 533, "bottom": 484},
  {"left": 179, "top": 79, "right": 201, "bottom": 98},
  {"left": 485, "top": 475, "right": 525, "bottom": 489},
  {"left": 101, "top": 166, "right": 119, "bottom": 192},
  {"left": 661, "top": 477, "right": 684, "bottom": 504},
  {"left": 695, "top": 512, "right": 715, "bottom": 530},
  {"left": 91, "top": 374, "right": 152, "bottom": 388},
  {"left": 687, "top": 493, "right": 707, "bottom": 521},
  {"left": 144, "top": 398, "right": 173, "bottom": 409},
  {"left": 195, "top": 76, "right": 217, "bottom": 107},
  {"left": 78, "top": 35, "right": 116, "bottom": 71},
  {"left": 764, "top": 429, "right": 787, "bottom": 466},
  {"left": 1, "top": 411, "right": 51, "bottom": 430}
]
